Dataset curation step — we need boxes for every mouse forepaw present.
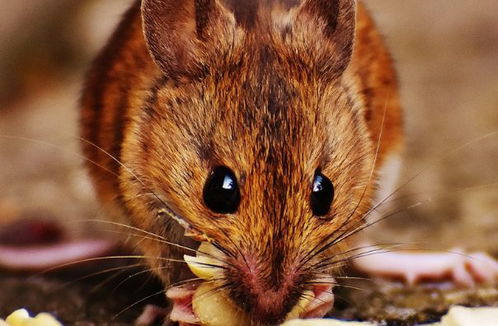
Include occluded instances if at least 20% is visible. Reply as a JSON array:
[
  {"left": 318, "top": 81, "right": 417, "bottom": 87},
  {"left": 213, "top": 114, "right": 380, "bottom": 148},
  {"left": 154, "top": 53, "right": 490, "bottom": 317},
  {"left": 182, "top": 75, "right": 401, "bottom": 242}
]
[{"left": 352, "top": 245, "right": 498, "bottom": 287}]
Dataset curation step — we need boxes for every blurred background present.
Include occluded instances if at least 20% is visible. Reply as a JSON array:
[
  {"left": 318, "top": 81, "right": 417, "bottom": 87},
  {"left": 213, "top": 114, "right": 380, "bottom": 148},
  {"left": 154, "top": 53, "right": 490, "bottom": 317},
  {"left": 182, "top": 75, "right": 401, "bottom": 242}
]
[{"left": 0, "top": 0, "right": 497, "bottom": 254}]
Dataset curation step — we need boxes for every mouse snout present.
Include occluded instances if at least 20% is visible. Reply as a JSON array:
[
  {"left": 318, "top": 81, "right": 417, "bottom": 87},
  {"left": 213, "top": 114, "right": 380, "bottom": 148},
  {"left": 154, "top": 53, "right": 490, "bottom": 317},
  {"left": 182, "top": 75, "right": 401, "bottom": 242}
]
[{"left": 225, "top": 252, "right": 305, "bottom": 325}]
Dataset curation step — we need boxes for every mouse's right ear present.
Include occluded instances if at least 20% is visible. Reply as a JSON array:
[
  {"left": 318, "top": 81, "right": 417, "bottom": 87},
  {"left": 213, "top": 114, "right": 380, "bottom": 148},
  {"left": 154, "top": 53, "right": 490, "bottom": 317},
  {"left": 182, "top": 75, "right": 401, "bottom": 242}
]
[
  {"left": 292, "top": 0, "right": 356, "bottom": 81},
  {"left": 141, "top": 0, "right": 236, "bottom": 79}
]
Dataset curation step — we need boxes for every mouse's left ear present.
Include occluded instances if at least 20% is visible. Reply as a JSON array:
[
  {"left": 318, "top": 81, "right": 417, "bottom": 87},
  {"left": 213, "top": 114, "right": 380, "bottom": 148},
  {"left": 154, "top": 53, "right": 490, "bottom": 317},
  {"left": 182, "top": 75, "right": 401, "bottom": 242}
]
[
  {"left": 141, "top": 0, "right": 236, "bottom": 79},
  {"left": 293, "top": 0, "right": 356, "bottom": 81}
]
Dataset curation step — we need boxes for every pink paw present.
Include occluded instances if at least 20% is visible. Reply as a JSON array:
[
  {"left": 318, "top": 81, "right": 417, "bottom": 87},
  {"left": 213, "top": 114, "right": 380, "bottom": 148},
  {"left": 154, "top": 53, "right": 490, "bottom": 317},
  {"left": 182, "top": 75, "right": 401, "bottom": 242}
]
[{"left": 352, "top": 245, "right": 498, "bottom": 287}]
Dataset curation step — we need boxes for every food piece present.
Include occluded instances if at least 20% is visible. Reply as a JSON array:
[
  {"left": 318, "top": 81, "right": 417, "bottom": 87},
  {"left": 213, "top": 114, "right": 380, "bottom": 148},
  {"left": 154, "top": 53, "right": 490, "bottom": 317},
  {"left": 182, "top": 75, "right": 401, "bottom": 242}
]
[
  {"left": 353, "top": 244, "right": 498, "bottom": 286},
  {"left": 281, "top": 306, "right": 498, "bottom": 326},
  {"left": 285, "top": 291, "right": 315, "bottom": 321},
  {"left": 0, "top": 239, "right": 116, "bottom": 271},
  {"left": 281, "top": 319, "right": 375, "bottom": 326},
  {"left": 171, "top": 242, "right": 233, "bottom": 325},
  {"left": 4, "top": 309, "right": 30, "bottom": 326},
  {"left": 3, "top": 309, "right": 63, "bottom": 326},
  {"left": 185, "top": 243, "right": 333, "bottom": 325},
  {"left": 192, "top": 282, "right": 251, "bottom": 326},
  {"left": 184, "top": 242, "right": 221, "bottom": 280},
  {"left": 441, "top": 306, "right": 498, "bottom": 326}
]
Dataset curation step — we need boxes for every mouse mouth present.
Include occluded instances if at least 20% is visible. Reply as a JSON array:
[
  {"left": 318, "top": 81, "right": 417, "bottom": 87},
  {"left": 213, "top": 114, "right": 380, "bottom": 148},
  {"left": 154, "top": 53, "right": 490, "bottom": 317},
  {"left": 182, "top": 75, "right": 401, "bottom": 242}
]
[
  {"left": 166, "top": 242, "right": 335, "bottom": 325},
  {"left": 166, "top": 280, "right": 335, "bottom": 325},
  {"left": 166, "top": 283, "right": 200, "bottom": 325}
]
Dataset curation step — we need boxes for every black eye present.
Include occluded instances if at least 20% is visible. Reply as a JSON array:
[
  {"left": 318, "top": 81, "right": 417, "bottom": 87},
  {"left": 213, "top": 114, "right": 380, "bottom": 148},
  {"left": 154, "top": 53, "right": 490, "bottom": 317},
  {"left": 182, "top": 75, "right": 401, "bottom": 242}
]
[
  {"left": 203, "top": 166, "right": 240, "bottom": 214},
  {"left": 311, "top": 171, "right": 334, "bottom": 217}
]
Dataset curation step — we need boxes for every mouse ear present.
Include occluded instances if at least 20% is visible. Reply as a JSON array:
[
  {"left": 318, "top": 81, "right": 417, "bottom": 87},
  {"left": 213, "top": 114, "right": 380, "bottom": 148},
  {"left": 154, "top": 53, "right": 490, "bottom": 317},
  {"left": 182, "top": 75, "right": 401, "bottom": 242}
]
[
  {"left": 141, "top": 0, "right": 236, "bottom": 79},
  {"left": 293, "top": 0, "right": 356, "bottom": 80}
]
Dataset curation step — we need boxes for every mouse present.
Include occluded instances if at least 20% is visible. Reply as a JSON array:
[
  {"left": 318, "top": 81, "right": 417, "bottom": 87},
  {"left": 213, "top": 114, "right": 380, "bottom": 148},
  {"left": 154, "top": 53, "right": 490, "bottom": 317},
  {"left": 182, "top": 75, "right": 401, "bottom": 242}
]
[{"left": 79, "top": 0, "right": 497, "bottom": 325}]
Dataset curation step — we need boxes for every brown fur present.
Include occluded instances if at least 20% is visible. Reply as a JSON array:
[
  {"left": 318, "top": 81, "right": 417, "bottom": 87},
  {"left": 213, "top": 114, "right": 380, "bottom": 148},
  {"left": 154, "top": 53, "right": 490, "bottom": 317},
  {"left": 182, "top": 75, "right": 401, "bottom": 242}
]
[{"left": 80, "top": 0, "right": 402, "bottom": 323}]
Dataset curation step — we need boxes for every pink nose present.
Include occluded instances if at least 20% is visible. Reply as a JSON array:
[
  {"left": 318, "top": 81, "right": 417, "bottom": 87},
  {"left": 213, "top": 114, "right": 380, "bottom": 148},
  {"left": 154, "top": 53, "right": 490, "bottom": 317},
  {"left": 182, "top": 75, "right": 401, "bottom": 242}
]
[{"left": 226, "top": 255, "right": 303, "bottom": 324}]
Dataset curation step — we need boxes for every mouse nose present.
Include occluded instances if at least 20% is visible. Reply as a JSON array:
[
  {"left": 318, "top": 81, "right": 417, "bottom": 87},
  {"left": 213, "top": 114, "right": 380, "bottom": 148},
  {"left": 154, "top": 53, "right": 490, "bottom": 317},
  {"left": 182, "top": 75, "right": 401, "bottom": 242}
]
[{"left": 226, "top": 254, "right": 303, "bottom": 325}]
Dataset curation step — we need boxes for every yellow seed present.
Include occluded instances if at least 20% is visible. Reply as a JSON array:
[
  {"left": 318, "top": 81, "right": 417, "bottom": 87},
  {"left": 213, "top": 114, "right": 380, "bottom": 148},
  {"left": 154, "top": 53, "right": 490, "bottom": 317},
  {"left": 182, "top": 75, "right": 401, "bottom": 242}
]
[
  {"left": 281, "top": 319, "right": 375, "bottom": 326},
  {"left": 184, "top": 254, "right": 217, "bottom": 280},
  {"left": 192, "top": 282, "right": 251, "bottom": 326},
  {"left": 185, "top": 242, "right": 222, "bottom": 280},
  {"left": 29, "top": 313, "right": 63, "bottom": 326},
  {"left": 285, "top": 291, "right": 315, "bottom": 321},
  {"left": 5, "top": 309, "right": 30, "bottom": 326},
  {"left": 4, "top": 309, "right": 62, "bottom": 326}
]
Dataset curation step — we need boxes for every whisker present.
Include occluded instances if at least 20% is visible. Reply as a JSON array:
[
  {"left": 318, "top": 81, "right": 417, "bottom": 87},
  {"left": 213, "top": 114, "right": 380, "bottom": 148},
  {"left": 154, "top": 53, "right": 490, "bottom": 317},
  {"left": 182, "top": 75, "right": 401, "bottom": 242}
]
[
  {"left": 113, "top": 289, "right": 167, "bottom": 320},
  {"left": 184, "top": 280, "right": 231, "bottom": 307},
  {"left": 313, "top": 246, "right": 402, "bottom": 272},
  {"left": 307, "top": 201, "right": 424, "bottom": 269},
  {"left": 87, "top": 267, "right": 140, "bottom": 296},
  {"left": 78, "top": 136, "right": 199, "bottom": 234},
  {"left": 0, "top": 134, "right": 200, "bottom": 245},
  {"left": 78, "top": 137, "right": 170, "bottom": 207},
  {"left": 0, "top": 134, "right": 121, "bottom": 178},
  {"left": 111, "top": 266, "right": 170, "bottom": 294},
  {"left": 33, "top": 255, "right": 188, "bottom": 277},
  {"left": 316, "top": 242, "right": 408, "bottom": 266},
  {"left": 330, "top": 201, "right": 425, "bottom": 250},
  {"left": 375, "top": 181, "right": 498, "bottom": 207},
  {"left": 358, "top": 130, "right": 498, "bottom": 225},
  {"left": 300, "top": 129, "right": 498, "bottom": 274},
  {"left": 55, "top": 262, "right": 145, "bottom": 291},
  {"left": 166, "top": 277, "right": 207, "bottom": 290},
  {"left": 304, "top": 281, "right": 369, "bottom": 293},
  {"left": 79, "top": 218, "right": 198, "bottom": 254},
  {"left": 299, "top": 96, "right": 390, "bottom": 270}
]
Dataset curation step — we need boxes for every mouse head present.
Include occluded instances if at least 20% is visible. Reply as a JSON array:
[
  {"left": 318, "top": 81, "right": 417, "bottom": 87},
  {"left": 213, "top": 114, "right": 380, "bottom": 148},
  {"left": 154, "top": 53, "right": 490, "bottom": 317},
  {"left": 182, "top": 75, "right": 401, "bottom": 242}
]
[{"left": 124, "top": 0, "right": 376, "bottom": 323}]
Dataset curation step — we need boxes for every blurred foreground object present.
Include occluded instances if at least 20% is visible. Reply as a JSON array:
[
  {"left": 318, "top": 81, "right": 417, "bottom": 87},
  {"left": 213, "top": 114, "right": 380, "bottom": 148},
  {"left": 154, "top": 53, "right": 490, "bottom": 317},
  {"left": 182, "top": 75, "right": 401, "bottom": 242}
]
[
  {"left": 1, "top": 309, "right": 62, "bottom": 326},
  {"left": 0, "top": 219, "right": 116, "bottom": 271},
  {"left": 282, "top": 306, "right": 498, "bottom": 326}
]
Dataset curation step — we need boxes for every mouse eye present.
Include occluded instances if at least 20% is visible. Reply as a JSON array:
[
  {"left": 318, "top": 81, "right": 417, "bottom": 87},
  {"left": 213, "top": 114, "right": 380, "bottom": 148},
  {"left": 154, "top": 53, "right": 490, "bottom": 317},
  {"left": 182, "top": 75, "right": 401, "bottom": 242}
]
[
  {"left": 311, "top": 171, "right": 335, "bottom": 217},
  {"left": 203, "top": 166, "right": 240, "bottom": 214}
]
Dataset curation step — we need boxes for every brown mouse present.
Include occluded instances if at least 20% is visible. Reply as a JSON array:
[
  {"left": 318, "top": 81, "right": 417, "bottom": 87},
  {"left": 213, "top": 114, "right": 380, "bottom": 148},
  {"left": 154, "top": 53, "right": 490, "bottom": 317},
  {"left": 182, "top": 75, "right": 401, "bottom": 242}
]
[{"left": 80, "top": 0, "right": 403, "bottom": 324}]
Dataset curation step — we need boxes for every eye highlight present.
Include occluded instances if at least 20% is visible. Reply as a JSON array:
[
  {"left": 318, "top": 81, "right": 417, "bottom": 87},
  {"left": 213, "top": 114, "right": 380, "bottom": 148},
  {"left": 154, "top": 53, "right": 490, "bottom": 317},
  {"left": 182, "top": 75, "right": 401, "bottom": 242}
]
[
  {"left": 310, "top": 171, "right": 335, "bottom": 217},
  {"left": 203, "top": 166, "right": 240, "bottom": 214}
]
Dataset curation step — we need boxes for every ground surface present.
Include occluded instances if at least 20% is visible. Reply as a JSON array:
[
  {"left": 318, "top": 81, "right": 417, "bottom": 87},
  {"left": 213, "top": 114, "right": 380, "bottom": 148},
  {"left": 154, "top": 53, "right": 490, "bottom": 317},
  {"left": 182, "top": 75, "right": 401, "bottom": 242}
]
[
  {"left": 1, "top": 264, "right": 497, "bottom": 325},
  {"left": 0, "top": 0, "right": 497, "bottom": 325}
]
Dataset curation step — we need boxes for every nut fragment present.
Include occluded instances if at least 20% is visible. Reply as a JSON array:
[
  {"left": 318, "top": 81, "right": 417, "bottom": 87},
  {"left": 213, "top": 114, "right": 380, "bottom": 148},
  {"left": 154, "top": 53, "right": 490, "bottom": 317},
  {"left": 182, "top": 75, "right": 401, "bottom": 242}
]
[
  {"left": 3, "top": 309, "right": 63, "bottom": 326},
  {"left": 441, "top": 305, "right": 498, "bottom": 326},
  {"left": 192, "top": 282, "right": 251, "bottom": 326},
  {"left": 184, "top": 242, "right": 222, "bottom": 280},
  {"left": 281, "top": 319, "right": 374, "bottom": 326},
  {"left": 285, "top": 291, "right": 315, "bottom": 321},
  {"left": 185, "top": 242, "right": 253, "bottom": 326}
]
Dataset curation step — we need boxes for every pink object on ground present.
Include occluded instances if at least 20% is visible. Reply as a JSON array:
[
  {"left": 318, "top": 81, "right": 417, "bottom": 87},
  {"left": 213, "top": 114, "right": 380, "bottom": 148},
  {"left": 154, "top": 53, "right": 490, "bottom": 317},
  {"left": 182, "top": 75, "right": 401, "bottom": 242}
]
[
  {"left": 352, "top": 245, "right": 498, "bottom": 286},
  {"left": 0, "top": 239, "right": 116, "bottom": 271}
]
